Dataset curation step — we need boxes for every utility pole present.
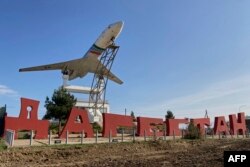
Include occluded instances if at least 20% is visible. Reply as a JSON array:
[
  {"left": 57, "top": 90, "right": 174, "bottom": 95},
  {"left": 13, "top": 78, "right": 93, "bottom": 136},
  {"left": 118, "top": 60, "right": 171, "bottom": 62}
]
[{"left": 204, "top": 109, "right": 208, "bottom": 118}]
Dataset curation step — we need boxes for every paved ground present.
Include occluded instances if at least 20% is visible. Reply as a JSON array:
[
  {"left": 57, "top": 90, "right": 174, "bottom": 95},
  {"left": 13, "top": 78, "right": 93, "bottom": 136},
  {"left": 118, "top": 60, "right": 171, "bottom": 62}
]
[{"left": 0, "top": 139, "right": 249, "bottom": 166}]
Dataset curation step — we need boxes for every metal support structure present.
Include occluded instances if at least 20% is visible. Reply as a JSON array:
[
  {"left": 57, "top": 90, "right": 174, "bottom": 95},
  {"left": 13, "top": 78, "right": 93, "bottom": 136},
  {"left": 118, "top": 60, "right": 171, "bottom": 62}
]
[
  {"left": 204, "top": 109, "right": 208, "bottom": 118},
  {"left": 89, "top": 45, "right": 120, "bottom": 119}
]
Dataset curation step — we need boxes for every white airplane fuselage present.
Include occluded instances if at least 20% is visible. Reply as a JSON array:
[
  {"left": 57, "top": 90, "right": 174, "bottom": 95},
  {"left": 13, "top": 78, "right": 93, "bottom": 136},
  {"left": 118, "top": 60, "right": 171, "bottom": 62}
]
[
  {"left": 87, "top": 21, "right": 123, "bottom": 57},
  {"left": 74, "top": 21, "right": 123, "bottom": 79},
  {"left": 19, "top": 21, "right": 124, "bottom": 84}
]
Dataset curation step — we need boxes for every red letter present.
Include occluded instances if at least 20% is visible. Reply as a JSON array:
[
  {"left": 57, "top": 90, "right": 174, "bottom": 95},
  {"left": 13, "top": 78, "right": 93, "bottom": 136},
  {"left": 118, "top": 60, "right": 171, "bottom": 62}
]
[
  {"left": 137, "top": 117, "right": 164, "bottom": 136},
  {"left": 5, "top": 98, "right": 49, "bottom": 139},
  {"left": 102, "top": 113, "right": 133, "bottom": 137},
  {"left": 229, "top": 112, "right": 246, "bottom": 135},
  {"left": 166, "top": 118, "right": 189, "bottom": 136},
  {"left": 191, "top": 118, "right": 210, "bottom": 135},
  {"left": 214, "top": 116, "right": 229, "bottom": 135},
  {"left": 60, "top": 107, "right": 93, "bottom": 138}
]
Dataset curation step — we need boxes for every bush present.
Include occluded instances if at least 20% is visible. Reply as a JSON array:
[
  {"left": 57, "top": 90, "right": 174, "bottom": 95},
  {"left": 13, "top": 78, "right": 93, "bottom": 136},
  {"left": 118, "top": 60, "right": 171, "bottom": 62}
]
[
  {"left": 0, "top": 139, "right": 7, "bottom": 150},
  {"left": 49, "top": 123, "right": 59, "bottom": 134},
  {"left": 17, "top": 130, "right": 31, "bottom": 139},
  {"left": 92, "top": 122, "right": 102, "bottom": 133},
  {"left": 117, "top": 126, "right": 134, "bottom": 134},
  {"left": 184, "top": 122, "right": 201, "bottom": 139}
]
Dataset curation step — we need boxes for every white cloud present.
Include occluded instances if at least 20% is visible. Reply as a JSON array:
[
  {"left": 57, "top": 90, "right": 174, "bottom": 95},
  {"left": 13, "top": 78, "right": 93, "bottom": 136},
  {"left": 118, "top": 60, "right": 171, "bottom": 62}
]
[
  {"left": 0, "top": 84, "right": 19, "bottom": 96},
  {"left": 167, "top": 75, "right": 250, "bottom": 107},
  {"left": 134, "top": 75, "right": 250, "bottom": 118}
]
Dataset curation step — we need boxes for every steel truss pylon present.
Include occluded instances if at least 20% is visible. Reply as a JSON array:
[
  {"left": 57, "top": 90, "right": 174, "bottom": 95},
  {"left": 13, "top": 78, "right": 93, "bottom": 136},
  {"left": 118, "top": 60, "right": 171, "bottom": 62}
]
[{"left": 89, "top": 44, "right": 120, "bottom": 120}]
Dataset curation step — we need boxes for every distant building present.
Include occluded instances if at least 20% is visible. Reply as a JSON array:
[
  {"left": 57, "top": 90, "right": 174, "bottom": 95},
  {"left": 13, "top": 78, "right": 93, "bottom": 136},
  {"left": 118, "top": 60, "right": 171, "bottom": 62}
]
[{"left": 63, "top": 84, "right": 110, "bottom": 125}]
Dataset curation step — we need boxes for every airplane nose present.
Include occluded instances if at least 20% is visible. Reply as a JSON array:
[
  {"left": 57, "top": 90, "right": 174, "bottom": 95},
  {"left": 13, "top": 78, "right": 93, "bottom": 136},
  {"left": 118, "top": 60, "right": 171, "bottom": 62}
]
[
  {"left": 110, "top": 21, "right": 124, "bottom": 29},
  {"left": 105, "top": 21, "right": 124, "bottom": 41},
  {"left": 116, "top": 21, "right": 124, "bottom": 28}
]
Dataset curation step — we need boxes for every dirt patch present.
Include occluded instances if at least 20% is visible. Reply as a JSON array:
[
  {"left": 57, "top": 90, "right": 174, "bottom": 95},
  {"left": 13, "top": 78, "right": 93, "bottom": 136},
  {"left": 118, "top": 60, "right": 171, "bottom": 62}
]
[{"left": 0, "top": 139, "right": 250, "bottom": 166}]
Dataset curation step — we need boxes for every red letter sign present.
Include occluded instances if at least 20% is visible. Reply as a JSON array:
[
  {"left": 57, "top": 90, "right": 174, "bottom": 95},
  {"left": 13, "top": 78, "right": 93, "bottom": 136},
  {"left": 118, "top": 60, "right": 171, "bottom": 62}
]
[
  {"left": 5, "top": 98, "right": 49, "bottom": 139},
  {"left": 214, "top": 116, "right": 229, "bottom": 135},
  {"left": 60, "top": 107, "right": 93, "bottom": 138},
  {"left": 191, "top": 118, "right": 210, "bottom": 135},
  {"left": 102, "top": 113, "right": 133, "bottom": 137},
  {"left": 166, "top": 118, "right": 189, "bottom": 136},
  {"left": 229, "top": 112, "right": 246, "bottom": 135},
  {"left": 137, "top": 117, "right": 164, "bottom": 136}
]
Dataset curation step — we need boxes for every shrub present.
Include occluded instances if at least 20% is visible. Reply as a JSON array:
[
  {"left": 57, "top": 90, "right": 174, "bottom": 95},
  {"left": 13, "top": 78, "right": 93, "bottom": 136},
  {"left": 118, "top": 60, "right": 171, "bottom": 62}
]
[
  {"left": 92, "top": 122, "right": 102, "bottom": 133},
  {"left": 184, "top": 121, "right": 201, "bottom": 139},
  {"left": 49, "top": 123, "right": 59, "bottom": 134},
  {"left": 0, "top": 139, "right": 7, "bottom": 150}
]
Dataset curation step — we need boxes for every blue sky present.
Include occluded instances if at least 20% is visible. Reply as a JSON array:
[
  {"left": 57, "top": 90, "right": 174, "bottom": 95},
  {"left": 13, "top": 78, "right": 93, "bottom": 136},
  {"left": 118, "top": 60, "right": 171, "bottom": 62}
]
[{"left": 1, "top": 0, "right": 250, "bottom": 120}]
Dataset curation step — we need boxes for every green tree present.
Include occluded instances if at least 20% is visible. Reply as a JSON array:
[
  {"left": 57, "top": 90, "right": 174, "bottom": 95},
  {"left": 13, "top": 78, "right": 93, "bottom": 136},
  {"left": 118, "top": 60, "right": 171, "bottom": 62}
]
[
  {"left": 131, "top": 111, "right": 136, "bottom": 121},
  {"left": 43, "top": 87, "right": 77, "bottom": 133},
  {"left": 165, "top": 110, "right": 175, "bottom": 119},
  {"left": 0, "top": 105, "right": 7, "bottom": 136},
  {"left": 92, "top": 122, "right": 102, "bottom": 133},
  {"left": 184, "top": 121, "right": 201, "bottom": 139}
]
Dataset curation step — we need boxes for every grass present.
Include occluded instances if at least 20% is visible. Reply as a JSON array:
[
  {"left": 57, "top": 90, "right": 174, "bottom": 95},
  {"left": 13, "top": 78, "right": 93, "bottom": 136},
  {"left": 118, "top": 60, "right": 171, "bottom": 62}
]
[{"left": 0, "top": 139, "right": 7, "bottom": 151}]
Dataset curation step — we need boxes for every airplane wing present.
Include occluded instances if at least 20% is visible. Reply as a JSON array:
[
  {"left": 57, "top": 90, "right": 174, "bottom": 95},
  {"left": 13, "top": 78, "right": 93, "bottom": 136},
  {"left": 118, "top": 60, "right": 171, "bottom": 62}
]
[
  {"left": 19, "top": 58, "right": 87, "bottom": 80},
  {"left": 89, "top": 59, "right": 123, "bottom": 85},
  {"left": 19, "top": 59, "right": 81, "bottom": 72},
  {"left": 19, "top": 57, "right": 123, "bottom": 84}
]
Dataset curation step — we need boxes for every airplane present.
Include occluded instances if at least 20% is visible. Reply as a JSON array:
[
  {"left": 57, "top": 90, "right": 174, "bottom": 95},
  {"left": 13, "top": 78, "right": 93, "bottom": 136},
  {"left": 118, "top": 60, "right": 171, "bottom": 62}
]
[{"left": 19, "top": 21, "right": 124, "bottom": 84}]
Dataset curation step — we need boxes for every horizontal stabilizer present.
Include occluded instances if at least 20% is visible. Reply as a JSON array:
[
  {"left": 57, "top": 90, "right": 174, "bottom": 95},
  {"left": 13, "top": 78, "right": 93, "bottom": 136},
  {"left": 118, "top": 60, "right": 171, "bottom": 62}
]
[{"left": 89, "top": 59, "right": 123, "bottom": 85}]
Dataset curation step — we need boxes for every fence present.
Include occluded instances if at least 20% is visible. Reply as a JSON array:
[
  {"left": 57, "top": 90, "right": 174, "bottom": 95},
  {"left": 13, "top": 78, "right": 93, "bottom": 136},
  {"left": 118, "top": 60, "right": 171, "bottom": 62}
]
[
  {"left": 5, "top": 129, "right": 15, "bottom": 147},
  {"left": 4, "top": 128, "right": 250, "bottom": 147}
]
